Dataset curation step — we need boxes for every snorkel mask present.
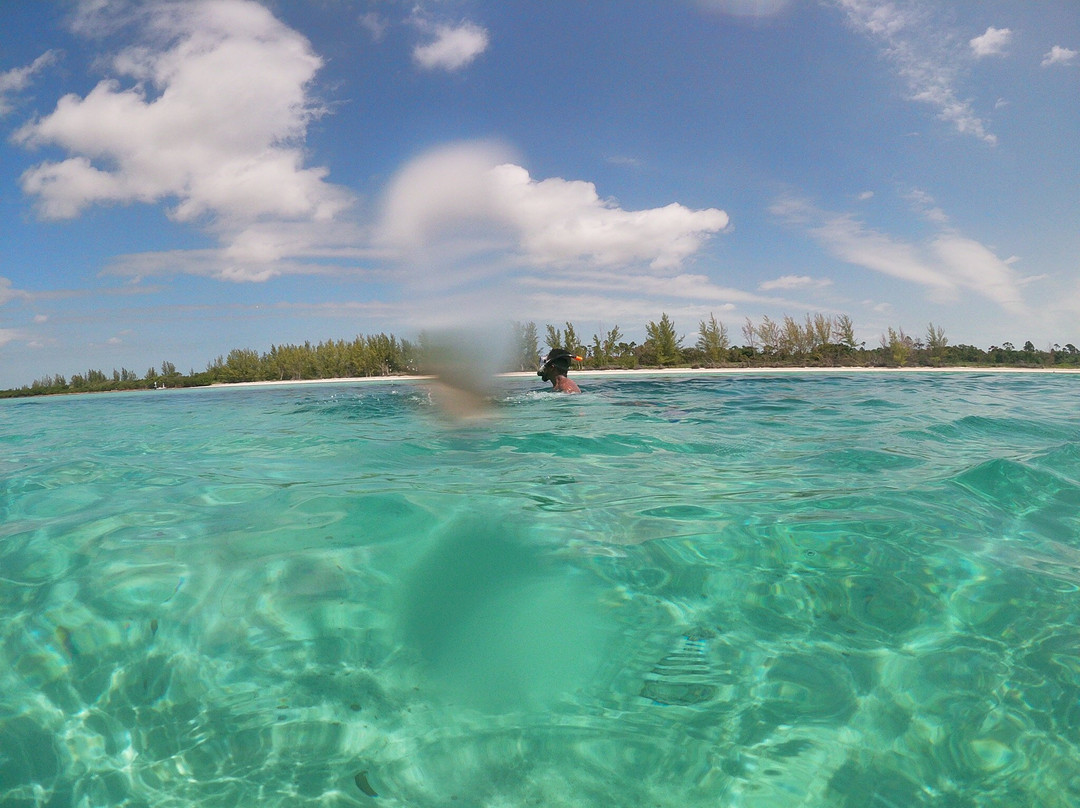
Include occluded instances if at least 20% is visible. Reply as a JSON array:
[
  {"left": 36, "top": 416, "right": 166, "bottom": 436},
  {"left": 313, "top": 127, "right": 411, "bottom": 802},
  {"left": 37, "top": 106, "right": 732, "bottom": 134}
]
[{"left": 538, "top": 349, "right": 583, "bottom": 377}]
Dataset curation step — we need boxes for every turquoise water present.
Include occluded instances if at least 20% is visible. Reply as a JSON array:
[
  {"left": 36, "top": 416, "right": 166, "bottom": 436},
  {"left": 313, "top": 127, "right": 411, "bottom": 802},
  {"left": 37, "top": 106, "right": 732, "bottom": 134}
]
[{"left": 3, "top": 372, "right": 1080, "bottom": 807}]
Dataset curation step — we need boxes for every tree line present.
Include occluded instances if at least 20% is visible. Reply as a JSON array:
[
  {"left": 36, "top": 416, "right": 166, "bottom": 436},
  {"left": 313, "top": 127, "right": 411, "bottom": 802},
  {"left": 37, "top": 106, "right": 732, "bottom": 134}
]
[
  {"left": 4, "top": 313, "right": 1080, "bottom": 398},
  {"left": 523, "top": 314, "right": 1080, "bottom": 371}
]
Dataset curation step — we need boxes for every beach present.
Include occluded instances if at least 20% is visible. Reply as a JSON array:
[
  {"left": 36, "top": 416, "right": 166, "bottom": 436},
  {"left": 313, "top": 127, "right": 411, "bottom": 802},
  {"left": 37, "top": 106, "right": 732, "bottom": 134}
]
[{"left": 205, "top": 364, "right": 1080, "bottom": 390}]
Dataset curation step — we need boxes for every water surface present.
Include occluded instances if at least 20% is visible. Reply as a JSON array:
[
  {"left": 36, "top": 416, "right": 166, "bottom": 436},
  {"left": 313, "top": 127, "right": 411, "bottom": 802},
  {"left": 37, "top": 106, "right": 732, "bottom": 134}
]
[{"left": 3, "top": 373, "right": 1080, "bottom": 807}]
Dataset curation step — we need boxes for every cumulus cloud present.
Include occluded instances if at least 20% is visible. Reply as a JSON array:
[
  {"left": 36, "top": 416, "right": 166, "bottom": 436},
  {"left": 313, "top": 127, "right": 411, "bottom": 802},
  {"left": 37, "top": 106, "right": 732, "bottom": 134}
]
[
  {"left": 830, "top": 0, "right": 996, "bottom": 144},
  {"left": 771, "top": 195, "right": 1025, "bottom": 313},
  {"left": 413, "top": 22, "right": 489, "bottom": 71},
  {"left": 380, "top": 142, "right": 729, "bottom": 271},
  {"left": 15, "top": 0, "right": 352, "bottom": 244},
  {"left": 0, "top": 50, "right": 59, "bottom": 116},
  {"left": 1042, "top": 46, "right": 1078, "bottom": 68},
  {"left": 970, "top": 27, "right": 1011, "bottom": 58}
]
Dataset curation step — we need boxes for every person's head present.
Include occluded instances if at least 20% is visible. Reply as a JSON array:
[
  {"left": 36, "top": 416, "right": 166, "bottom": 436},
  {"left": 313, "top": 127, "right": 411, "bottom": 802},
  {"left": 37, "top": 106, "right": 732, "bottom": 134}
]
[{"left": 538, "top": 349, "right": 581, "bottom": 383}]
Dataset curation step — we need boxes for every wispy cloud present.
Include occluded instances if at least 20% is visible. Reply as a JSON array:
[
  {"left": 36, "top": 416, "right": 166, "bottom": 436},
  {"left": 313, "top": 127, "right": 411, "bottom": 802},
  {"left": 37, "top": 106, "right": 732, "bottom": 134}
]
[
  {"left": 359, "top": 12, "right": 389, "bottom": 42},
  {"left": 693, "top": 0, "right": 793, "bottom": 19},
  {"left": 970, "top": 27, "right": 1011, "bottom": 58},
  {"left": 829, "top": 0, "right": 996, "bottom": 144},
  {"left": 0, "top": 50, "right": 59, "bottom": 116},
  {"left": 540, "top": 270, "right": 768, "bottom": 305},
  {"left": 0, "top": 276, "right": 30, "bottom": 306},
  {"left": 904, "top": 188, "right": 948, "bottom": 224},
  {"left": 930, "top": 234, "right": 1025, "bottom": 313},
  {"left": 771, "top": 194, "right": 1026, "bottom": 313},
  {"left": 758, "top": 275, "right": 833, "bottom": 291},
  {"left": 1042, "top": 46, "right": 1078, "bottom": 68},
  {"left": 413, "top": 21, "right": 490, "bottom": 71}
]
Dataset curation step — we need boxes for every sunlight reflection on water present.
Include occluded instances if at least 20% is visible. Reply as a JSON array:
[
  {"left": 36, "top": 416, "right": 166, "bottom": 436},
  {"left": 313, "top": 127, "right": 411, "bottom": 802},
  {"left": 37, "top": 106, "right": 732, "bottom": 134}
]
[{"left": 2, "top": 373, "right": 1080, "bottom": 807}]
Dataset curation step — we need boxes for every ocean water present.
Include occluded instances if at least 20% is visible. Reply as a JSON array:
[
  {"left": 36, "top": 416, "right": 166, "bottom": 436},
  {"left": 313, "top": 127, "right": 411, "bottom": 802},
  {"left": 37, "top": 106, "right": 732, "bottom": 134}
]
[{"left": 2, "top": 372, "right": 1080, "bottom": 808}]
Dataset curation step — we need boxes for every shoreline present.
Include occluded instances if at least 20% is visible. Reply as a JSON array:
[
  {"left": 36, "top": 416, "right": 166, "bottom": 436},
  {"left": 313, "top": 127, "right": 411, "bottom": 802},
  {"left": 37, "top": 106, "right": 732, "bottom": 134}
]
[
  {"left": 207, "top": 364, "right": 1080, "bottom": 389},
  {"left": 7, "top": 365, "right": 1077, "bottom": 398}
]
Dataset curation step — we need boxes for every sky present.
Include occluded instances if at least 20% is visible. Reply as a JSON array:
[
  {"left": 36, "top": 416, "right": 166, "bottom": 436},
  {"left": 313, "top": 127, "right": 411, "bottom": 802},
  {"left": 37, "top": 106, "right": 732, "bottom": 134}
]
[{"left": 1, "top": 0, "right": 1078, "bottom": 387}]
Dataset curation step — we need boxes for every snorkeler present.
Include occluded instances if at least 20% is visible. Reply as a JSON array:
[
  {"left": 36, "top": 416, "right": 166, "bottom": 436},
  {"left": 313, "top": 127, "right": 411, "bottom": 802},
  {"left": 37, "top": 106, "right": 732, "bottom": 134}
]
[{"left": 538, "top": 349, "right": 583, "bottom": 393}]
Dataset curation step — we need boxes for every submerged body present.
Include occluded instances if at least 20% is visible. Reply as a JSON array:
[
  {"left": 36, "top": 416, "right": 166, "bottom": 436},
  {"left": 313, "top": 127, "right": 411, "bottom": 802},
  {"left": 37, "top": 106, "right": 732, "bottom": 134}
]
[{"left": 547, "top": 374, "right": 580, "bottom": 394}]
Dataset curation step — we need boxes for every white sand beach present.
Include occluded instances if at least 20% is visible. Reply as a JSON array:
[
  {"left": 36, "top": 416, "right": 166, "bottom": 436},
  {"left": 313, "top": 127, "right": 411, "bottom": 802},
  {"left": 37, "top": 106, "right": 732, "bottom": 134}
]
[{"left": 208, "top": 365, "right": 1080, "bottom": 390}]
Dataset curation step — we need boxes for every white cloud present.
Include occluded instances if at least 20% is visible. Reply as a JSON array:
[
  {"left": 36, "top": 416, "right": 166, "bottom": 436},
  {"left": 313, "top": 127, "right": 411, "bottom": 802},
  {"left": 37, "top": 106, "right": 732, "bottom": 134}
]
[
  {"left": 931, "top": 234, "right": 1025, "bottom": 312},
  {"left": 0, "top": 328, "right": 20, "bottom": 348},
  {"left": 359, "top": 12, "right": 389, "bottom": 42},
  {"left": 830, "top": 0, "right": 996, "bottom": 144},
  {"left": 970, "top": 27, "right": 1011, "bottom": 58},
  {"left": 0, "top": 50, "right": 59, "bottom": 116},
  {"left": 69, "top": 0, "right": 139, "bottom": 37},
  {"left": 413, "top": 22, "right": 489, "bottom": 71},
  {"left": 15, "top": 0, "right": 352, "bottom": 239},
  {"left": 380, "top": 142, "right": 729, "bottom": 272},
  {"left": 771, "top": 195, "right": 1026, "bottom": 313},
  {"left": 904, "top": 188, "right": 949, "bottom": 224},
  {"left": 0, "top": 277, "right": 29, "bottom": 305},
  {"left": 857, "top": 190, "right": 874, "bottom": 201},
  {"left": 758, "top": 275, "right": 833, "bottom": 291},
  {"left": 814, "top": 214, "right": 954, "bottom": 292},
  {"left": 538, "top": 269, "right": 770, "bottom": 306},
  {"left": 694, "top": 0, "right": 792, "bottom": 18},
  {"left": 1042, "top": 46, "right": 1078, "bottom": 68},
  {"left": 492, "top": 165, "right": 730, "bottom": 269},
  {"left": 104, "top": 221, "right": 382, "bottom": 283}
]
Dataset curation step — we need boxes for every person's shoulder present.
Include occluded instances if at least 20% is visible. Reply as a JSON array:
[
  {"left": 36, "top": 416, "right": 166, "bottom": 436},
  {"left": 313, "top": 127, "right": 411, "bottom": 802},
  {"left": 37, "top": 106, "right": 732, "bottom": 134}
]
[{"left": 558, "top": 377, "right": 581, "bottom": 393}]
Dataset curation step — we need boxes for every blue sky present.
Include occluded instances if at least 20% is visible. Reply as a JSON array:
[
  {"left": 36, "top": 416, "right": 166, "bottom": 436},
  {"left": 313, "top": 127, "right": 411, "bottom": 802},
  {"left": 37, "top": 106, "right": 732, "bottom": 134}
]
[{"left": 1, "top": 0, "right": 1078, "bottom": 387}]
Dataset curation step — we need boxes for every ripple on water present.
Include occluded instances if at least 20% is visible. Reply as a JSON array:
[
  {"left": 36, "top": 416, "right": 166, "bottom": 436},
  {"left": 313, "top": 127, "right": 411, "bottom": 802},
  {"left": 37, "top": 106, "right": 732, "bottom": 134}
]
[
  {"left": 952, "top": 457, "right": 1080, "bottom": 517},
  {"left": 5, "top": 375, "right": 1080, "bottom": 807},
  {"left": 752, "top": 650, "right": 860, "bottom": 726},
  {"left": 1030, "top": 441, "right": 1080, "bottom": 484}
]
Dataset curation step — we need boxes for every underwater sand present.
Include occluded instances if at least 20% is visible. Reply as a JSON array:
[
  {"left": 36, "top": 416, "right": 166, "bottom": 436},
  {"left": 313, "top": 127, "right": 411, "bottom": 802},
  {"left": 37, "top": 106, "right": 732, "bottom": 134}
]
[{"left": 2, "top": 372, "right": 1080, "bottom": 806}]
